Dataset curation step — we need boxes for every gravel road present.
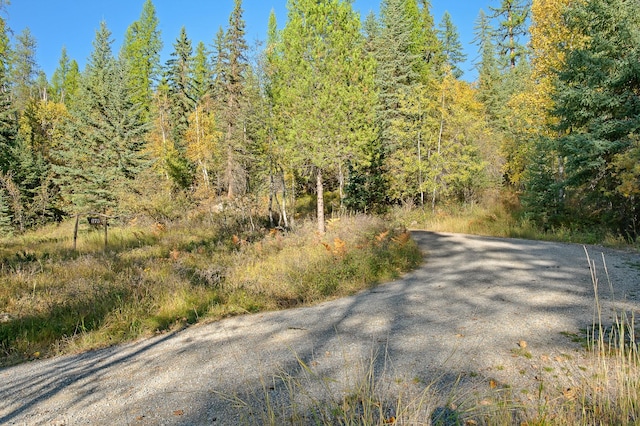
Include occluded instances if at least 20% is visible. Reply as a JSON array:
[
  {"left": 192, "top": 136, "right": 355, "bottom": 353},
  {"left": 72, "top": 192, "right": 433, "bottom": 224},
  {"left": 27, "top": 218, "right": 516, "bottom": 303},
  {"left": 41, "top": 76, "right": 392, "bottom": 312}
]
[{"left": 1, "top": 231, "right": 639, "bottom": 425}]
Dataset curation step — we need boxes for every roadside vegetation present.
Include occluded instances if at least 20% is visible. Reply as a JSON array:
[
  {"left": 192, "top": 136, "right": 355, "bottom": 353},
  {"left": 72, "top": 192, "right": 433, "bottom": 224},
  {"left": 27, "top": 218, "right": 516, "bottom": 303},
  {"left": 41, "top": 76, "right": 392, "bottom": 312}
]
[
  {"left": 235, "top": 245, "right": 640, "bottom": 426},
  {"left": 0, "top": 208, "right": 420, "bottom": 368}
]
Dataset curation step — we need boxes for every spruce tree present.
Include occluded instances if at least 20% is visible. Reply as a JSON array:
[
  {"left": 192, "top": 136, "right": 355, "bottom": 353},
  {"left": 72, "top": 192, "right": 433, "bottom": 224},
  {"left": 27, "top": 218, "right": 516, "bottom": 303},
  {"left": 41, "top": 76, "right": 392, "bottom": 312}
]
[
  {"left": 550, "top": 0, "right": 640, "bottom": 236},
  {"left": 51, "top": 48, "right": 80, "bottom": 107},
  {"left": 0, "top": 13, "right": 17, "bottom": 174},
  {"left": 218, "top": 0, "right": 249, "bottom": 198},
  {"left": 437, "top": 11, "right": 467, "bottom": 79},
  {"left": 0, "top": 186, "right": 12, "bottom": 235},
  {"left": 473, "top": 10, "right": 502, "bottom": 122},
  {"left": 489, "top": 0, "right": 530, "bottom": 68},
  {"left": 9, "top": 28, "right": 39, "bottom": 112},
  {"left": 53, "top": 22, "right": 148, "bottom": 214},
  {"left": 192, "top": 41, "right": 211, "bottom": 103},
  {"left": 375, "top": 0, "right": 422, "bottom": 148},
  {"left": 164, "top": 27, "right": 196, "bottom": 189}
]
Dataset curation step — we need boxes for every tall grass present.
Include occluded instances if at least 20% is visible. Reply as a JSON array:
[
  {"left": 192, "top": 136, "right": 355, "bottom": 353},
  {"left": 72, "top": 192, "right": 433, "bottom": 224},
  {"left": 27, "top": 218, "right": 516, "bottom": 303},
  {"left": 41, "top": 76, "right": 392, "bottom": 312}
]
[
  {"left": 233, "top": 248, "right": 640, "bottom": 425},
  {"left": 0, "top": 213, "right": 421, "bottom": 367},
  {"left": 391, "top": 190, "right": 636, "bottom": 248}
]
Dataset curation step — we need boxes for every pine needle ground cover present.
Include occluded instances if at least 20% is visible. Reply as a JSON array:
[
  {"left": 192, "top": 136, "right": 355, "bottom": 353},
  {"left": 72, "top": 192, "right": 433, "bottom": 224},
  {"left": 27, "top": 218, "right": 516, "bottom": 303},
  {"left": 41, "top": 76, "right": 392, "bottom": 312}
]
[{"left": 0, "top": 214, "right": 420, "bottom": 367}]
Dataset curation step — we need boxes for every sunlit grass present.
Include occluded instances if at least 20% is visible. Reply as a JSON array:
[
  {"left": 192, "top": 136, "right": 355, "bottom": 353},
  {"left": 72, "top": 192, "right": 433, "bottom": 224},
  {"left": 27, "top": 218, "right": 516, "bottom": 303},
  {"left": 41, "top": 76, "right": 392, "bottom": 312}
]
[
  {"left": 0, "top": 212, "right": 421, "bottom": 367},
  {"left": 391, "top": 190, "right": 638, "bottom": 249}
]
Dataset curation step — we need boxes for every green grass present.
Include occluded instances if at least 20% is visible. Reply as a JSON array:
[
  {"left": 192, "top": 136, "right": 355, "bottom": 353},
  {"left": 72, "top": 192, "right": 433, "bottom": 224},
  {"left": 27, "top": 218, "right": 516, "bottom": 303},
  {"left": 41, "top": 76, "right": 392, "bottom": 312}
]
[{"left": 0, "top": 212, "right": 421, "bottom": 367}]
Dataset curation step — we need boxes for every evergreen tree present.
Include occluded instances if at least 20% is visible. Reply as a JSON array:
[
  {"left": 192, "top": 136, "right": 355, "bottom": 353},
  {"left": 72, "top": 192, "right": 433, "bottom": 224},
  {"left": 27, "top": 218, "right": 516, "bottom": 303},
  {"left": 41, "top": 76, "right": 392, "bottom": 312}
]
[
  {"left": 437, "top": 11, "right": 467, "bottom": 79},
  {"left": 9, "top": 28, "right": 39, "bottom": 112},
  {"left": 50, "top": 48, "right": 80, "bottom": 106},
  {"left": 413, "top": 0, "right": 444, "bottom": 78},
  {"left": 164, "top": 27, "right": 196, "bottom": 189},
  {"left": 0, "top": 12, "right": 17, "bottom": 174},
  {"left": 192, "top": 41, "right": 211, "bottom": 102},
  {"left": 274, "top": 0, "right": 376, "bottom": 232},
  {"left": 121, "top": 0, "right": 162, "bottom": 122},
  {"left": 53, "top": 22, "right": 148, "bottom": 213},
  {"left": 0, "top": 186, "right": 12, "bottom": 235},
  {"left": 473, "top": 10, "right": 502, "bottom": 122},
  {"left": 549, "top": 0, "right": 640, "bottom": 237},
  {"left": 218, "top": 0, "right": 249, "bottom": 198},
  {"left": 375, "top": 0, "right": 422, "bottom": 148},
  {"left": 489, "top": 0, "right": 530, "bottom": 68},
  {"left": 166, "top": 27, "right": 195, "bottom": 148}
]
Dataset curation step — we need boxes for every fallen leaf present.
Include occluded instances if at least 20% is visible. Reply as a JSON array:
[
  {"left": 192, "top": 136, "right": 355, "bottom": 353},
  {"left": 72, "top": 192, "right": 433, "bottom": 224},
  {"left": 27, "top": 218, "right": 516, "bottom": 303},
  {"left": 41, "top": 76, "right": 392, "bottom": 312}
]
[
  {"left": 173, "top": 410, "right": 184, "bottom": 416},
  {"left": 489, "top": 379, "right": 497, "bottom": 389}
]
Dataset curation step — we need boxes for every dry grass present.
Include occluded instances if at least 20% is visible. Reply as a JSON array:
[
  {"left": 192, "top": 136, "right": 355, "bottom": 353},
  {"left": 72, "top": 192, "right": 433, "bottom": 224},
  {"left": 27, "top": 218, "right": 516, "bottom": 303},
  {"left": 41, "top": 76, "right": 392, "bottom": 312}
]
[
  {"left": 233, "top": 247, "right": 640, "bottom": 425},
  {"left": 0, "top": 212, "right": 421, "bottom": 367}
]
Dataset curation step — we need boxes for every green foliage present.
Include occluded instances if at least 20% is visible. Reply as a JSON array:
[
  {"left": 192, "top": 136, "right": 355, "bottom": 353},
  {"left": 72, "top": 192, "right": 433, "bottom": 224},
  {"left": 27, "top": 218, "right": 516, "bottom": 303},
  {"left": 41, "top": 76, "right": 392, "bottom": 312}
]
[
  {"left": 0, "top": 186, "right": 12, "bottom": 235},
  {"left": 9, "top": 28, "right": 39, "bottom": 111},
  {"left": 53, "top": 22, "right": 149, "bottom": 214},
  {"left": 546, "top": 0, "right": 640, "bottom": 238},
  {"left": 166, "top": 26, "right": 195, "bottom": 150},
  {"left": 121, "top": 0, "right": 162, "bottom": 122},
  {"left": 489, "top": 0, "right": 530, "bottom": 68},
  {"left": 437, "top": 11, "right": 466, "bottom": 78},
  {"left": 273, "top": 0, "right": 376, "bottom": 231}
]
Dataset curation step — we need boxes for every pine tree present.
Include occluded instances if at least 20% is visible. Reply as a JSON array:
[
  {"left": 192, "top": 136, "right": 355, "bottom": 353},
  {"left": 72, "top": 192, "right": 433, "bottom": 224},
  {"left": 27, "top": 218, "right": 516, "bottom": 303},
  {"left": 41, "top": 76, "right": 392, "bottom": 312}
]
[
  {"left": 490, "top": 0, "right": 530, "bottom": 68},
  {"left": 218, "top": 0, "right": 249, "bottom": 198},
  {"left": 9, "top": 28, "right": 39, "bottom": 112},
  {"left": 437, "top": 11, "right": 467, "bottom": 79},
  {"left": 53, "top": 22, "right": 148, "bottom": 214},
  {"left": 121, "top": 0, "right": 162, "bottom": 122},
  {"left": 0, "top": 12, "right": 17, "bottom": 174},
  {"left": 50, "top": 48, "right": 80, "bottom": 107},
  {"left": 274, "top": 0, "right": 376, "bottom": 232}
]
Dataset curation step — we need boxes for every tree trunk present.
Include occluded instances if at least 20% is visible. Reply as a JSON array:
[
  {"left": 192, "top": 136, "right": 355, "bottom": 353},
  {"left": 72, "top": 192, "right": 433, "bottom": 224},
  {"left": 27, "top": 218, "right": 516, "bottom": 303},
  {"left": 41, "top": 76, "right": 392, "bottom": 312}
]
[
  {"left": 268, "top": 170, "right": 275, "bottom": 227},
  {"left": 316, "top": 168, "right": 325, "bottom": 234}
]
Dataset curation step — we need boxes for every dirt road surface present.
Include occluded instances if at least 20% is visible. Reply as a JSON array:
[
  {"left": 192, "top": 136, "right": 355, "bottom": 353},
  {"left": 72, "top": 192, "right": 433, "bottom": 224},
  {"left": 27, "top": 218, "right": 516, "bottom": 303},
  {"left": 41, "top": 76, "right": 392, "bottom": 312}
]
[{"left": 1, "top": 232, "right": 639, "bottom": 425}]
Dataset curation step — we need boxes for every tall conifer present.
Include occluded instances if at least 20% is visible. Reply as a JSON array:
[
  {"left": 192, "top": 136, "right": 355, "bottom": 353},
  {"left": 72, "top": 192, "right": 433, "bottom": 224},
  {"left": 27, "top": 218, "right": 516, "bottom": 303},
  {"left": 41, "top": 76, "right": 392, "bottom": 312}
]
[{"left": 53, "top": 22, "right": 148, "bottom": 213}]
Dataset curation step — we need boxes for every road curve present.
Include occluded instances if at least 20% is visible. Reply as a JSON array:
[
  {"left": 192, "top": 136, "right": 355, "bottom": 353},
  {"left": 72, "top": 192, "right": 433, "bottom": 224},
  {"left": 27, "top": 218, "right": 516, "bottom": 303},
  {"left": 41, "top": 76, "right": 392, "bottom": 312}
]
[{"left": 1, "top": 232, "right": 639, "bottom": 425}]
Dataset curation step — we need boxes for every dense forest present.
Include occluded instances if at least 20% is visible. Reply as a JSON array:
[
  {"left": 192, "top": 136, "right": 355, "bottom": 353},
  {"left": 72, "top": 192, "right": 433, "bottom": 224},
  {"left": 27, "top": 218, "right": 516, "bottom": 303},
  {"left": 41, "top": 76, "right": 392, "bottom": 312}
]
[{"left": 0, "top": 0, "right": 638, "bottom": 239}]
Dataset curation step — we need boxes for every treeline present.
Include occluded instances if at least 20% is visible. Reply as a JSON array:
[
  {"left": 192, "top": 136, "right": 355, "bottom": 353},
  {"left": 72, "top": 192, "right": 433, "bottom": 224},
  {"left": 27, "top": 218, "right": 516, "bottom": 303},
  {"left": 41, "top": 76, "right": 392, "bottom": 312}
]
[{"left": 0, "top": 0, "right": 638, "bottom": 239}]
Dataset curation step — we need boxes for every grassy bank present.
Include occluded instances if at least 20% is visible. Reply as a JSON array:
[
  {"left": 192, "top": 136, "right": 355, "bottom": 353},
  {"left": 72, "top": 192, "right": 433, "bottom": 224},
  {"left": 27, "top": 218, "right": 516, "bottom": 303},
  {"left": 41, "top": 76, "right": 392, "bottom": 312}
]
[
  {"left": 0, "top": 214, "right": 421, "bottom": 367},
  {"left": 391, "top": 190, "right": 637, "bottom": 248}
]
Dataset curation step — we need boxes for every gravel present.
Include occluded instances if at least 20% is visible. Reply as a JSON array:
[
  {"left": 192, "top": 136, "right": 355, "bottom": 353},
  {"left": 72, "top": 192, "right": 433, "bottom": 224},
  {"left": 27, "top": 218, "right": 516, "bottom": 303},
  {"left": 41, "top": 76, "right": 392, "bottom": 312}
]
[{"left": 1, "top": 231, "right": 639, "bottom": 425}]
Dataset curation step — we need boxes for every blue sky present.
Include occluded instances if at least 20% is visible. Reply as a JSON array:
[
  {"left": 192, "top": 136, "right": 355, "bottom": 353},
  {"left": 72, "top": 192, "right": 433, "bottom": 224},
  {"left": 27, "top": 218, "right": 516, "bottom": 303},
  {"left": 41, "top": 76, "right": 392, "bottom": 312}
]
[{"left": 6, "top": 1, "right": 489, "bottom": 82}]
